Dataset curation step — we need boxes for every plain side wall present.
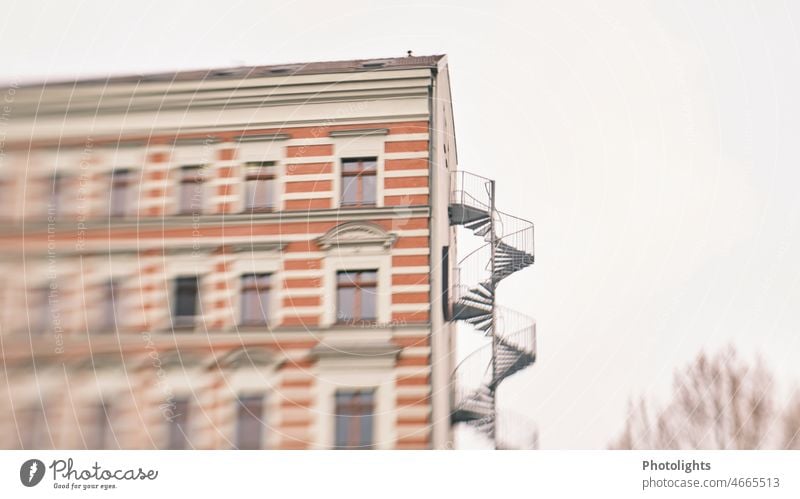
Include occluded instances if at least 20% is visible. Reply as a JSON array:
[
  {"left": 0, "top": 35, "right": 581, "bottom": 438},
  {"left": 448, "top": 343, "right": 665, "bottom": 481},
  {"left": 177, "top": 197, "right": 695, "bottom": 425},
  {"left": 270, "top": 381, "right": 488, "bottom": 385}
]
[{"left": 429, "top": 58, "right": 459, "bottom": 448}]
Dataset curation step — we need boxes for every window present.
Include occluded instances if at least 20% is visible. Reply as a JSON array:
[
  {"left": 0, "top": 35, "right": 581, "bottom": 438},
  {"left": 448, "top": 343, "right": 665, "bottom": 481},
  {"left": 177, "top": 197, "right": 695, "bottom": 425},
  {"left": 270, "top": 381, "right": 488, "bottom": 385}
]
[
  {"left": 99, "top": 279, "right": 120, "bottom": 332},
  {"left": 167, "top": 398, "right": 190, "bottom": 449},
  {"left": 240, "top": 273, "right": 271, "bottom": 326},
  {"left": 172, "top": 276, "right": 199, "bottom": 328},
  {"left": 90, "top": 401, "right": 111, "bottom": 449},
  {"left": 243, "top": 162, "right": 276, "bottom": 212},
  {"left": 442, "top": 246, "right": 450, "bottom": 321},
  {"left": 340, "top": 158, "right": 377, "bottom": 207},
  {"left": 178, "top": 166, "right": 204, "bottom": 215},
  {"left": 235, "top": 395, "right": 265, "bottom": 449},
  {"left": 336, "top": 270, "right": 378, "bottom": 324},
  {"left": 109, "top": 169, "right": 133, "bottom": 218},
  {"left": 334, "top": 390, "right": 375, "bottom": 449}
]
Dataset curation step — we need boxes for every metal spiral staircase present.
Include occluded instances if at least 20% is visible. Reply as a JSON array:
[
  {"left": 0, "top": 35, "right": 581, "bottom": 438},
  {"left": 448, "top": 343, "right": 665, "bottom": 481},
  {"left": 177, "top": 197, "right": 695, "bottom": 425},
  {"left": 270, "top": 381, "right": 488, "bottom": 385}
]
[{"left": 449, "top": 171, "right": 537, "bottom": 449}]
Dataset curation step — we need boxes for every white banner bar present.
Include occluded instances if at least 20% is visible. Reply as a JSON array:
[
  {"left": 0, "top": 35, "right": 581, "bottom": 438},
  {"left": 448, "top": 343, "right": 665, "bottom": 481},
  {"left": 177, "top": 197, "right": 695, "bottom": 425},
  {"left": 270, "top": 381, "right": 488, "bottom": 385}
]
[{"left": 0, "top": 451, "right": 798, "bottom": 498}]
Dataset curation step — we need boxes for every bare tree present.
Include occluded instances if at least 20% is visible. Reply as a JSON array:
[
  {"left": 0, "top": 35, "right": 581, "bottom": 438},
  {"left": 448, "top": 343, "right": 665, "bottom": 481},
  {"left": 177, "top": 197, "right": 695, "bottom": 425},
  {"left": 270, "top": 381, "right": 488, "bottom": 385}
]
[
  {"left": 610, "top": 346, "right": 783, "bottom": 449},
  {"left": 782, "top": 390, "right": 800, "bottom": 450}
]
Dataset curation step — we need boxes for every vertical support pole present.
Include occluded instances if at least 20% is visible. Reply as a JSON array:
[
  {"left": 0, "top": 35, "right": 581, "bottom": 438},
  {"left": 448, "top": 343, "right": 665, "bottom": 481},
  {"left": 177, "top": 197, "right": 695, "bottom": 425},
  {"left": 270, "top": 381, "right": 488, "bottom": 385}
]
[{"left": 488, "top": 179, "right": 498, "bottom": 450}]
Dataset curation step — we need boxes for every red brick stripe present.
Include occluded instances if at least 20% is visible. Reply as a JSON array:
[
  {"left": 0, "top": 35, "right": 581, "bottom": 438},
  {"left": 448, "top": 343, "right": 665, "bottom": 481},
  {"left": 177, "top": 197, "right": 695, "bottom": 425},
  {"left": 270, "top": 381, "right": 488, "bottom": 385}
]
[
  {"left": 385, "top": 176, "right": 428, "bottom": 189},
  {"left": 385, "top": 141, "right": 428, "bottom": 153},
  {"left": 286, "top": 144, "right": 333, "bottom": 158}
]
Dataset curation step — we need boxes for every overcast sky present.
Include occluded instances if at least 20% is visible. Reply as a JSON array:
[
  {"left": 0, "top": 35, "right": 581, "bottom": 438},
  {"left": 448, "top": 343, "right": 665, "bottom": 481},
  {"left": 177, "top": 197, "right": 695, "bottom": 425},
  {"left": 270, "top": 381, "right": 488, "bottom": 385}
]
[{"left": 3, "top": 0, "right": 800, "bottom": 449}]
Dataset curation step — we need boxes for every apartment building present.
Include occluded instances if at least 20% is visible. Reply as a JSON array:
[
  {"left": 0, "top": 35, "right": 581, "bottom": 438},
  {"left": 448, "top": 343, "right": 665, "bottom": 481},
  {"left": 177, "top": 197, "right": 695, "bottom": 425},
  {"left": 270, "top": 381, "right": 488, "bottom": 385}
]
[{"left": 0, "top": 55, "right": 536, "bottom": 450}]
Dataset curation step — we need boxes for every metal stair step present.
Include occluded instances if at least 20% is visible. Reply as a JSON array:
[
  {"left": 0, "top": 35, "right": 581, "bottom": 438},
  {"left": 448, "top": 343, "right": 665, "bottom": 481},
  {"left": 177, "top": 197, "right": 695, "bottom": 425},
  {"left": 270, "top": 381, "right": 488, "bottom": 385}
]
[
  {"left": 453, "top": 301, "right": 490, "bottom": 321},
  {"left": 449, "top": 203, "right": 490, "bottom": 226},
  {"left": 459, "top": 293, "right": 492, "bottom": 307},
  {"left": 470, "top": 284, "right": 494, "bottom": 301}
]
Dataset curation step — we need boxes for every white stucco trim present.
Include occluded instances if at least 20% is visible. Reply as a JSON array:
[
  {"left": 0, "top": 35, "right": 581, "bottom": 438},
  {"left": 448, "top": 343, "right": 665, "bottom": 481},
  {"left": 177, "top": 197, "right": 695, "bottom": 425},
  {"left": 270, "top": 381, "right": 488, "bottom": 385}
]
[
  {"left": 312, "top": 360, "right": 396, "bottom": 450},
  {"left": 331, "top": 134, "right": 386, "bottom": 208},
  {"left": 220, "top": 363, "right": 279, "bottom": 450},
  {"left": 321, "top": 247, "right": 392, "bottom": 327},
  {"left": 231, "top": 253, "right": 281, "bottom": 327},
  {"left": 234, "top": 140, "right": 285, "bottom": 212}
]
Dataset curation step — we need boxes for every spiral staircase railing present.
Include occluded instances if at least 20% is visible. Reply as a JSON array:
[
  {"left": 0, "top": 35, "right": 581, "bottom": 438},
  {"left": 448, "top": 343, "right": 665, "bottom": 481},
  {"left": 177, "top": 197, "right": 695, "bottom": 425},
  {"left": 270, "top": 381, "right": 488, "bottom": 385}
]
[{"left": 449, "top": 170, "right": 537, "bottom": 449}]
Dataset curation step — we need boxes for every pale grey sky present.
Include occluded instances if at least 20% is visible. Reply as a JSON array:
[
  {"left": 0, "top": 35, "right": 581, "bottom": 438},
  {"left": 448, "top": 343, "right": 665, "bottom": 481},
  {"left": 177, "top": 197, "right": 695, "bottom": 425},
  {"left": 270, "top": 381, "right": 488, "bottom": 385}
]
[{"left": 3, "top": 0, "right": 800, "bottom": 449}]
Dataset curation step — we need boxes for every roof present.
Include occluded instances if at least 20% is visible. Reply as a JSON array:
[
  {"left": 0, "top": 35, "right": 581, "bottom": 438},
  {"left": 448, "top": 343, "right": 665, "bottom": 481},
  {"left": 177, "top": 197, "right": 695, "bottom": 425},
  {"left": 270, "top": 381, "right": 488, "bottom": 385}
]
[{"left": 14, "top": 54, "right": 447, "bottom": 89}]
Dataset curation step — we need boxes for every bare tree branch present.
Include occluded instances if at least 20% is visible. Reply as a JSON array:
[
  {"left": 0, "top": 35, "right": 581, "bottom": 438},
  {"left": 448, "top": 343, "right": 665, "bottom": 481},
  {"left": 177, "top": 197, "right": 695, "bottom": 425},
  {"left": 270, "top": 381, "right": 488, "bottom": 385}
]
[{"left": 609, "top": 345, "right": 789, "bottom": 449}]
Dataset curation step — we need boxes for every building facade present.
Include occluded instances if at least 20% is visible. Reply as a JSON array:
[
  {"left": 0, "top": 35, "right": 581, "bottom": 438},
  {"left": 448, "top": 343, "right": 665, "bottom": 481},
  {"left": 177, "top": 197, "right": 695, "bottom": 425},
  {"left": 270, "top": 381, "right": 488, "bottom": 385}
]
[{"left": 0, "top": 55, "right": 536, "bottom": 450}]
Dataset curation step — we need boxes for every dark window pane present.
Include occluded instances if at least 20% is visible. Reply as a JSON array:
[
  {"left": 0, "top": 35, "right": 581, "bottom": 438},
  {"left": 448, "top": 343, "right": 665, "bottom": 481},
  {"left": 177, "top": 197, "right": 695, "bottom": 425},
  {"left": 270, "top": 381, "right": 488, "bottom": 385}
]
[
  {"left": 441, "top": 246, "right": 450, "bottom": 320},
  {"left": 109, "top": 169, "right": 131, "bottom": 217},
  {"left": 245, "top": 178, "right": 276, "bottom": 210},
  {"left": 341, "top": 160, "right": 360, "bottom": 173},
  {"left": 334, "top": 413, "right": 349, "bottom": 448},
  {"left": 101, "top": 280, "right": 118, "bottom": 332},
  {"left": 240, "top": 274, "right": 270, "bottom": 326},
  {"left": 341, "top": 176, "right": 359, "bottom": 206},
  {"left": 359, "top": 411, "right": 374, "bottom": 448},
  {"left": 173, "top": 277, "right": 199, "bottom": 326},
  {"left": 340, "top": 157, "right": 377, "bottom": 207},
  {"left": 167, "top": 398, "right": 190, "bottom": 449},
  {"left": 334, "top": 390, "right": 375, "bottom": 449},
  {"left": 179, "top": 166, "right": 204, "bottom": 214},
  {"left": 336, "top": 287, "right": 356, "bottom": 322},
  {"left": 342, "top": 158, "right": 376, "bottom": 172},
  {"left": 179, "top": 181, "right": 203, "bottom": 214},
  {"left": 336, "top": 270, "right": 378, "bottom": 323},
  {"left": 240, "top": 290, "right": 259, "bottom": 324},
  {"left": 236, "top": 395, "right": 264, "bottom": 449},
  {"left": 360, "top": 175, "right": 376, "bottom": 205},
  {"left": 360, "top": 287, "right": 377, "bottom": 320},
  {"left": 240, "top": 290, "right": 268, "bottom": 325}
]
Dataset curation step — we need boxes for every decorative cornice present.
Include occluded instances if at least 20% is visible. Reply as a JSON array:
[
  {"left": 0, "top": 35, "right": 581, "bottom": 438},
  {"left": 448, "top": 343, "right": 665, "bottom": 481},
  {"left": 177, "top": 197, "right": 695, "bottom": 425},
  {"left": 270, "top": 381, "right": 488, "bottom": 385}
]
[
  {"left": 311, "top": 341, "right": 401, "bottom": 360},
  {"left": 231, "top": 242, "right": 288, "bottom": 253},
  {"left": 233, "top": 132, "right": 291, "bottom": 143},
  {"left": 155, "top": 350, "right": 206, "bottom": 370},
  {"left": 316, "top": 221, "right": 397, "bottom": 250},
  {"left": 0, "top": 324, "right": 433, "bottom": 362},
  {"left": 6, "top": 114, "right": 431, "bottom": 150},
  {"left": 214, "top": 347, "right": 275, "bottom": 369},
  {"left": 0, "top": 206, "right": 430, "bottom": 239},
  {"left": 329, "top": 128, "right": 389, "bottom": 138},
  {"left": 170, "top": 136, "right": 222, "bottom": 146}
]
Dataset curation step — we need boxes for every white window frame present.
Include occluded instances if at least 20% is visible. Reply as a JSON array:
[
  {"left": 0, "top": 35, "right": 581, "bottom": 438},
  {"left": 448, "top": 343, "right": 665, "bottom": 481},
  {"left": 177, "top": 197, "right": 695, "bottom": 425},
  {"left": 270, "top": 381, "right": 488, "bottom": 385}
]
[
  {"left": 322, "top": 249, "right": 391, "bottom": 327},
  {"left": 164, "top": 255, "right": 212, "bottom": 332},
  {"left": 175, "top": 164, "right": 210, "bottom": 216},
  {"left": 235, "top": 141, "right": 285, "bottom": 212},
  {"left": 232, "top": 254, "right": 281, "bottom": 329},
  {"left": 313, "top": 366, "right": 396, "bottom": 450},
  {"left": 332, "top": 135, "right": 385, "bottom": 209},
  {"left": 225, "top": 363, "right": 278, "bottom": 449}
]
